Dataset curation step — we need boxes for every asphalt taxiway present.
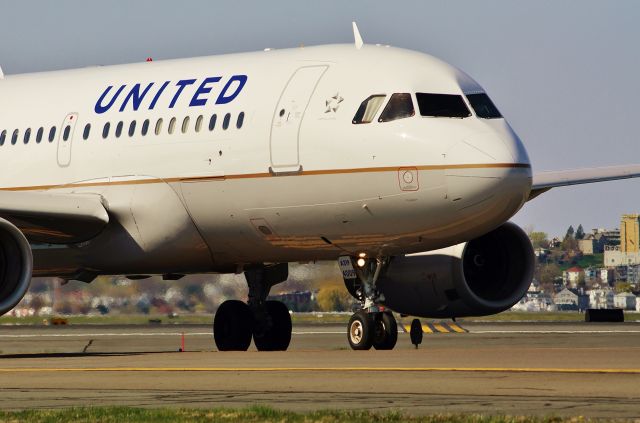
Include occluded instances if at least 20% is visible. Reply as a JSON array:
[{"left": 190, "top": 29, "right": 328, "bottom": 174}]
[{"left": 0, "top": 321, "right": 639, "bottom": 418}]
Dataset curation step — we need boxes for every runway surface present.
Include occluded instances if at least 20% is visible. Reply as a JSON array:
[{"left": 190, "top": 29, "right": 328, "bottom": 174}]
[{"left": 0, "top": 321, "right": 639, "bottom": 418}]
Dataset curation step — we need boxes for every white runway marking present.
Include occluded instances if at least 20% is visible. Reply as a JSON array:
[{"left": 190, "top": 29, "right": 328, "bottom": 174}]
[{"left": 0, "top": 331, "right": 346, "bottom": 338}]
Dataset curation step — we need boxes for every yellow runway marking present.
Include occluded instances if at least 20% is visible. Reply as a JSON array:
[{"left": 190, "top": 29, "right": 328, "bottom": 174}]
[
  {"left": 432, "top": 323, "right": 449, "bottom": 333},
  {"left": 446, "top": 323, "right": 468, "bottom": 333},
  {"left": 0, "top": 367, "right": 638, "bottom": 375}
]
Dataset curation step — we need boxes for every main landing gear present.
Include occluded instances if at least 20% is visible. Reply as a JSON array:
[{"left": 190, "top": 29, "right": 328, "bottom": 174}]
[
  {"left": 341, "top": 256, "right": 398, "bottom": 351},
  {"left": 213, "top": 264, "right": 292, "bottom": 351}
]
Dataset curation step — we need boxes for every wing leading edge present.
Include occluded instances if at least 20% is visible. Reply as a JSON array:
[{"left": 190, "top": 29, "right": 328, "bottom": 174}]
[
  {"left": 529, "top": 164, "right": 640, "bottom": 201},
  {"left": 0, "top": 191, "right": 109, "bottom": 244}
]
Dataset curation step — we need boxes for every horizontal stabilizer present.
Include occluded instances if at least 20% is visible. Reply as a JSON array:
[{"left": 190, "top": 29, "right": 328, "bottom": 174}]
[{"left": 529, "top": 164, "right": 640, "bottom": 200}]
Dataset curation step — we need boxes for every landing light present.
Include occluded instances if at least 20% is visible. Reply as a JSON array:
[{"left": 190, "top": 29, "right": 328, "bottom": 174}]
[
  {"left": 357, "top": 258, "right": 366, "bottom": 268},
  {"left": 358, "top": 252, "right": 367, "bottom": 258}
]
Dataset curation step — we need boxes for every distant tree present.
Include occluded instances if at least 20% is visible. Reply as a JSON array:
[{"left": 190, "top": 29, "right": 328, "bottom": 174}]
[
  {"left": 615, "top": 282, "right": 633, "bottom": 293},
  {"left": 562, "top": 225, "right": 578, "bottom": 251},
  {"left": 565, "top": 225, "right": 575, "bottom": 239},
  {"left": 575, "top": 224, "right": 585, "bottom": 240},
  {"left": 536, "top": 263, "right": 562, "bottom": 292},
  {"left": 528, "top": 231, "right": 549, "bottom": 249},
  {"left": 316, "top": 287, "right": 353, "bottom": 312}
]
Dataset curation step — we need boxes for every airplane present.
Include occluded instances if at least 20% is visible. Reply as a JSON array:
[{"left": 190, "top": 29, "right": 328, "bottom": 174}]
[{"left": 0, "top": 23, "right": 638, "bottom": 351}]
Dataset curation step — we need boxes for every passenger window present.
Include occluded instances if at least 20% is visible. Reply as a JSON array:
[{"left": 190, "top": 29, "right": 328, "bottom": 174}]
[
  {"left": 195, "top": 115, "right": 203, "bottom": 132},
  {"left": 83, "top": 124, "right": 91, "bottom": 140},
  {"left": 129, "top": 121, "right": 136, "bottom": 137},
  {"left": 115, "top": 121, "right": 123, "bottom": 138},
  {"left": 415, "top": 93, "right": 471, "bottom": 118},
  {"left": 209, "top": 114, "right": 217, "bottom": 131},
  {"left": 237, "top": 112, "right": 245, "bottom": 129},
  {"left": 222, "top": 113, "right": 230, "bottom": 130},
  {"left": 11, "top": 129, "right": 18, "bottom": 145},
  {"left": 168, "top": 117, "right": 176, "bottom": 134},
  {"left": 63, "top": 125, "right": 71, "bottom": 141},
  {"left": 379, "top": 93, "right": 415, "bottom": 122},
  {"left": 24, "top": 128, "right": 31, "bottom": 144},
  {"left": 465, "top": 93, "right": 502, "bottom": 119},
  {"left": 155, "top": 118, "right": 163, "bottom": 135},
  {"left": 0, "top": 130, "right": 5, "bottom": 146},
  {"left": 141, "top": 119, "right": 150, "bottom": 136},
  {"left": 49, "top": 126, "right": 56, "bottom": 142},
  {"left": 353, "top": 95, "right": 386, "bottom": 124},
  {"left": 36, "top": 127, "right": 43, "bottom": 143},
  {"left": 181, "top": 116, "right": 190, "bottom": 134},
  {"left": 103, "top": 122, "right": 110, "bottom": 139}
]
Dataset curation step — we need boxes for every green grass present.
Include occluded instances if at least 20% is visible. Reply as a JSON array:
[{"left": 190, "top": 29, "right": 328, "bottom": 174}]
[
  {"left": 0, "top": 406, "right": 597, "bottom": 423},
  {"left": 558, "top": 253, "right": 604, "bottom": 271}
]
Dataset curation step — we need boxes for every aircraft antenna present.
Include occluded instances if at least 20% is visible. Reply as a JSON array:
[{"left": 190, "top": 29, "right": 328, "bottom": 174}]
[
  {"left": 0, "top": 65, "right": 4, "bottom": 79},
  {"left": 352, "top": 22, "right": 364, "bottom": 49}
]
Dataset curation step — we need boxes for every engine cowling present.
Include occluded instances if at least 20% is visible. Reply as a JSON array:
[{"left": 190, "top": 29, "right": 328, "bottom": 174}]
[
  {"left": 376, "top": 222, "right": 534, "bottom": 318},
  {"left": 0, "top": 218, "right": 33, "bottom": 316}
]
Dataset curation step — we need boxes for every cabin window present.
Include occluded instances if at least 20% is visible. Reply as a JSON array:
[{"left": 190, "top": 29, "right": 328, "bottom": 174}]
[
  {"left": 181, "top": 116, "right": 190, "bottom": 134},
  {"left": 466, "top": 93, "right": 502, "bottom": 119},
  {"left": 63, "top": 125, "right": 71, "bottom": 141},
  {"left": 0, "top": 130, "right": 6, "bottom": 146},
  {"left": 168, "top": 117, "right": 176, "bottom": 134},
  {"left": 237, "top": 112, "right": 245, "bottom": 129},
  {"left": 416, "top": 93, "right": 471, "bottom": 118},
  {"left": 209, "top": 114, "right": 217, "bottom": 131},
  {"left": 129, "top": 121, "right": 136, "bottom": 137},
  {"left": 379, "top": 93, "right": 415, "bottom": 122},
  {"left": 102, "top": 122, "right": 110, "bottom": 139},
  {"left": 83, "top": 124, "right": 91, "bottom": 140},
  {"left": 155, "top": 118, "right": 163, "bottom": 135},
  {"left": 353, "top": 95, "right": 386, "bottom": 124},
  {"left": 115, "top": 121, "right": 124, "bottom": 138},
  {"left": 195, "top": 115, "right": 203, "bottom": 132},
  {"left": 222, "top": 113, "right": 230, "bottom": 130},
  {"left": 36, "top": 127, "right": 44, "bottom": 143},
  {"left": 49, "top": 126, "right": 56, "bottom": 142},
  {"left": 141, "top": 119, "right": 150, "bottom": 136},
  {"left": 23, "top": 128, "right": 31, "bottom": 144},
  {"left": 11, "top": 129, "right": 18, "bottom": 145}
]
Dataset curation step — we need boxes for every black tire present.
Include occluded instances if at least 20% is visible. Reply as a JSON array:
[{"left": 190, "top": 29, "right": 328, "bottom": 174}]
[
  {"left": 253, "top": 300, "right": 292, "bottom": 351},
  {"left": 347, "top": 310, "right": 373, "bottom": 350},
  {"left": 373, "top": 311, "right": 398, "bottom": 350},
  {"left": 213, "top": 300, "right": 253, "bottom": 351}
]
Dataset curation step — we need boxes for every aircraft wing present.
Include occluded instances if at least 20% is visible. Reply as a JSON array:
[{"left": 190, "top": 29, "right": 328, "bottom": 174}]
[
  {"left": 0, "top": 191, "right": 109, "bottom": 244},
  {"left": 529, "top": 164, "right": 640, "bottom": 201}
]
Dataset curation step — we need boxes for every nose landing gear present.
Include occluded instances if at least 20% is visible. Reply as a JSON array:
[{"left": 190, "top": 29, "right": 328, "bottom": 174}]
[{"left": 341, "top": 256, "right": 398, "bottom": 351}]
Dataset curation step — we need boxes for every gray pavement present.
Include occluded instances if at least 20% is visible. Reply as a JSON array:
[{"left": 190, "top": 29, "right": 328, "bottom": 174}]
[{"left": 0, "top": 321, "right": 639, "bottom": 417}]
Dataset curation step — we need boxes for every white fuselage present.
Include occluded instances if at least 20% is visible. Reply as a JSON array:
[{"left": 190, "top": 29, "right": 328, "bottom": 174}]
[{"left": 0, "top": 44, "right": 531, "bottom": 278}]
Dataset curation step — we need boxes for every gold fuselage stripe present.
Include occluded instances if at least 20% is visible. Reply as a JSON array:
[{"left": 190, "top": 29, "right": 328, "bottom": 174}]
[{"left": 0, "top": 162, "right": 531, "bottom": 192}]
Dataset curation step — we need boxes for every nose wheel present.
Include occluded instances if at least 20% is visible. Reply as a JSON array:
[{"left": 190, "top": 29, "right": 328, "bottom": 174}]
[
  {"left": 341, "top": 256, "right": 398, "bottom": 351},
  {"left": 347, "top": 309, "right": 397, "bottom": 350}
]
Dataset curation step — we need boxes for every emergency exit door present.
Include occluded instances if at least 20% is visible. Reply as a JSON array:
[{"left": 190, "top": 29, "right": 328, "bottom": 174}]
[
  {"left": 270, "top": 66, "right": 328, "bottom": 173},
  {"left": 57, "top": 113, "right": 78, "bottom": 167}
]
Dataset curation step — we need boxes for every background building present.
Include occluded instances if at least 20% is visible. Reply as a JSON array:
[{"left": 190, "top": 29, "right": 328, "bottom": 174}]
[{"left": 620, "top": 214, "right": 640, "bottom": 253}]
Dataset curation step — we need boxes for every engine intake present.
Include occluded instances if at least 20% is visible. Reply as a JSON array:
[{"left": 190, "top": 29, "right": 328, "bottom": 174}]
[
  {"left": 376, "top": 222, "right": 534, "bottom": 318},
  {"left": 0, "top": 218, "right": 33, "bottom": 316}
]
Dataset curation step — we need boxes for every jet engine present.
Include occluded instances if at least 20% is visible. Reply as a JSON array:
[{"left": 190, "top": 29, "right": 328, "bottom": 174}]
[
  {"left": 375, "top": 222, "right": 534, "bottom": 318},
  {"left": 0, "top": 218, "right": 33, "bottom": 316}
]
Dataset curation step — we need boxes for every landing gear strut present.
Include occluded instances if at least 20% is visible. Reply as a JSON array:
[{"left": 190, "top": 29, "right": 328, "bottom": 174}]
[
  {"left": 341, "top": 256, "right": 398, "bottom": 351},
  {"left": 213, "top": 264, "right": 292, "bottom": 351}
]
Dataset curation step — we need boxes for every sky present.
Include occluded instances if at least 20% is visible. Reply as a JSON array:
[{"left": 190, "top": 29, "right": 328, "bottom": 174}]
[{"left": 0, "top": 0, "right": 638, "bottom": 237}]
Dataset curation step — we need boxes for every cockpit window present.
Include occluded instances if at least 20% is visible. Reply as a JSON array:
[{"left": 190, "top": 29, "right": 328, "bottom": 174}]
[
  {"left": 466, "top": 93, "right": 502, "bottom": 119},
  {"left": 416, "top": 93, "right": 471, "bottom": 118},
  {"left": 379, "top": 93, "right": 415, "bottom": 122},
  {"left": 353, "top": 95, "right": 386, "bottom": 124}
]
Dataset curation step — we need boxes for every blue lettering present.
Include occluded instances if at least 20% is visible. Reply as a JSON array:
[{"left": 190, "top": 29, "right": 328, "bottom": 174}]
[
  {"left": 119, "top": 82, "right": 154, "bottom": 112},
  {"left": 169, "top": 79, "right": 196, "bottom": 108},
  {"left": 149, "top": 81, "right": 170, "bottom": 110},
  {"left": 216, "top": 75, "right": 247, "bottom": 105},
  {"left": 95, "top": 85, "right": 126, "bottom": 114},
  {"left": 189, "top": 77, "right": 221, "bottom": 107}
]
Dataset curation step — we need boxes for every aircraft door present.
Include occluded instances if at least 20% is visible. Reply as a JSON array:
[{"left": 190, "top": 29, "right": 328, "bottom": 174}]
[
  {"left": 57, "top": 113, "right": 78, "bottom": 167},
  {"left": 270, "top": 66, "right": 328, "bottom": 173}
]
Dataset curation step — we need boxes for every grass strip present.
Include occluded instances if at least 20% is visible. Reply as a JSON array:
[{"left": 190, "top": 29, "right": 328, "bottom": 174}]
[{"left": 0, "top": 405, "right": 593, "bottom": 423}]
